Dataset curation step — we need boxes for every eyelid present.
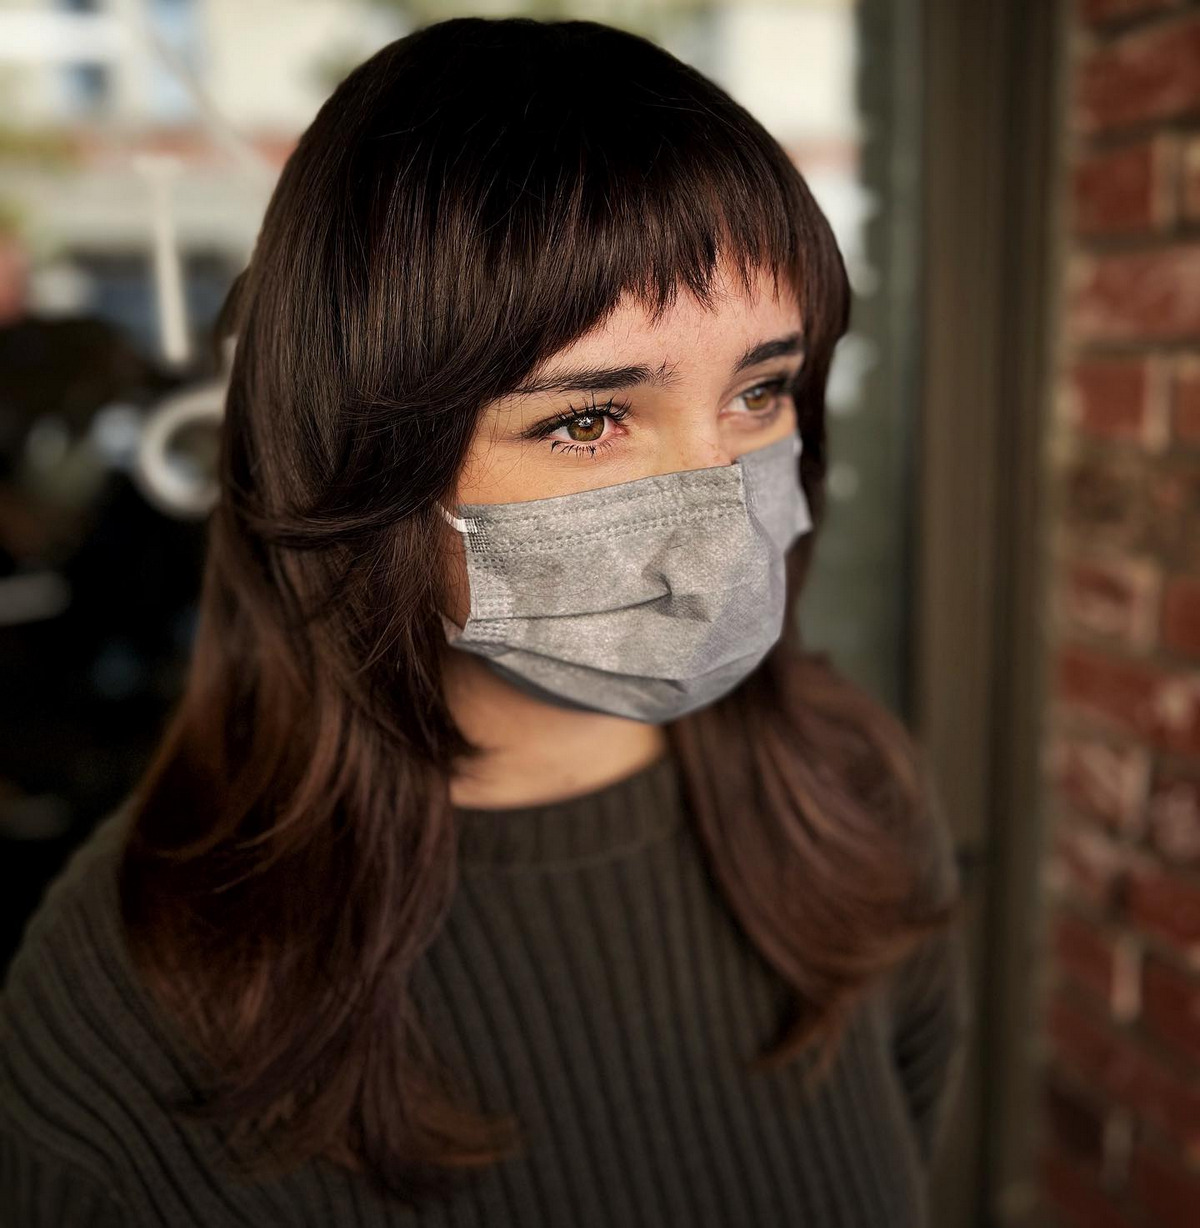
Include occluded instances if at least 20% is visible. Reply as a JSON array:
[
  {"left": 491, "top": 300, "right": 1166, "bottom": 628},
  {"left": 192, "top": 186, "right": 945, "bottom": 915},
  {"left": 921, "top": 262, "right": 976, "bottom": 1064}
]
[
  {"left": 726, "top": 361, "right": 797, "bottom": 394},
  {"left": 732, "top": 373, "right": 794, "bottom": 403},
  {"left": 740, "top": 373, "right": 789, "bottom": 390},
  {"left": 521, "top": 395, "right": 631, "bottom": 441}
]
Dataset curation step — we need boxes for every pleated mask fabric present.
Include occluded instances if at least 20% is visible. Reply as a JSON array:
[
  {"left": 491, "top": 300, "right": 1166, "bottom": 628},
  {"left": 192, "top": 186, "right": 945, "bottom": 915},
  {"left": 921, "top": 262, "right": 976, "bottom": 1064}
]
[{"left": 436, "top": 431, "right": 813, "bottom": 723}]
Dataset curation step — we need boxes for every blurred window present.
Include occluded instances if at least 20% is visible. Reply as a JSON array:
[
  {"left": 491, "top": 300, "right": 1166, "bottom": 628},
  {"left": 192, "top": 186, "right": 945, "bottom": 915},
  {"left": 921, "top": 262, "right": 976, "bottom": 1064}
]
[{"left": 58, "top": 0, "right": 111, "bottom": 114}]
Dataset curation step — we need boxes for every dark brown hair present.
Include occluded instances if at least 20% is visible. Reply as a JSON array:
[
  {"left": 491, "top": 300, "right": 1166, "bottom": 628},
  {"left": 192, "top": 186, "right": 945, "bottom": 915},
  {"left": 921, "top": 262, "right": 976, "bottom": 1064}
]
[{"left": 117, "top": 14, "right": 956, "bottom": 1208}]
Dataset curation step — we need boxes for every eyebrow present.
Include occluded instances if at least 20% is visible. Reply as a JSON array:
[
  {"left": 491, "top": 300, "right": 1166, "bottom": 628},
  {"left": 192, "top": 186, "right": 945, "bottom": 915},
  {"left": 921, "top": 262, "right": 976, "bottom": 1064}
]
[{"left": 509, "top": 331, "right": 805, "bottom": 397}]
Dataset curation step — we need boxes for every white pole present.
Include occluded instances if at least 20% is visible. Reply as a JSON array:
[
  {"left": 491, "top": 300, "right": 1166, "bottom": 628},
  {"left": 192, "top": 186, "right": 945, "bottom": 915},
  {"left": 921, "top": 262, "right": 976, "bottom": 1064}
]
[{"left": 131, "top": 152, "right": 190, "bottom": 367}]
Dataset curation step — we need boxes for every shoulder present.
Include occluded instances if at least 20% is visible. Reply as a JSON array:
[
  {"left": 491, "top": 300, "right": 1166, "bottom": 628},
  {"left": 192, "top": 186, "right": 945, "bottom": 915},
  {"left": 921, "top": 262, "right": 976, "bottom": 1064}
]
[
  {"left": 0, "top": 804, "right": 200, "bottom": 1210},
  {"left": 0, "top": 1126, "right": 129, "bottom": 1226}
]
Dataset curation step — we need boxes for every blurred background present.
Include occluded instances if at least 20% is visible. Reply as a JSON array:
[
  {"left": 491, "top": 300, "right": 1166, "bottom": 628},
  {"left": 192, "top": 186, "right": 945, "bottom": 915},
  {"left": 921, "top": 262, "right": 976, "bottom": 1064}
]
[{"left": 1, "top": 0, "right": 1197, "bottom": 1225}]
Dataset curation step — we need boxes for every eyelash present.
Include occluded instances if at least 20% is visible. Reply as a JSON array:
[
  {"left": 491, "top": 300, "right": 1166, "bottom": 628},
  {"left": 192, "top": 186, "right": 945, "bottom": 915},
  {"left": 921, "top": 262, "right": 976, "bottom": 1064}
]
[
  {"left": 529, "top": 395, "right": 634, "bottom": 458},
  {"left": 529, "top": 379, "right": 794, "bottom": 459}
]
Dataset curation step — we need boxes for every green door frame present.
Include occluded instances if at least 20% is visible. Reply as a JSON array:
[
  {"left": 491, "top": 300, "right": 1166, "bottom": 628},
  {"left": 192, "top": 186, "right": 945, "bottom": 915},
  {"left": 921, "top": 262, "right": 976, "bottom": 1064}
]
[{"left": 857, "top": 0, "right": 1068, "bottom": 1223}]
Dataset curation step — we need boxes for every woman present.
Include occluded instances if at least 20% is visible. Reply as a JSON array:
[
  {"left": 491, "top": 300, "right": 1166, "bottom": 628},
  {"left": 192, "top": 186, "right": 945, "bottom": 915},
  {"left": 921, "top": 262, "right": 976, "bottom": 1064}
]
[{"left": 0, "top": 15, "right": 968, "bottom": 1227}]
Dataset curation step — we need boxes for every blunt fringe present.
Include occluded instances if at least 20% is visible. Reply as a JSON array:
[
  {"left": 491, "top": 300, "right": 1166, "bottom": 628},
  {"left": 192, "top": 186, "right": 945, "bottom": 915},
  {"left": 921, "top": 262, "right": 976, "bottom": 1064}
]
[{"left": 117, "top": 15, "right": 957, "bottom": 1208}]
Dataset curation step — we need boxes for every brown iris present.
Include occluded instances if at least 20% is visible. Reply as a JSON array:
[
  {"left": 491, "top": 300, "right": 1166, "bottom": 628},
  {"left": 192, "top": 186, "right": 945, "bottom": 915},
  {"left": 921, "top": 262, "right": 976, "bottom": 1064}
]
[
  {"left": 566, "top": 414, "right": 606, "bottom": 443},
  {"left": 742, "top": 384, "right": 776, "bottom": 412}
]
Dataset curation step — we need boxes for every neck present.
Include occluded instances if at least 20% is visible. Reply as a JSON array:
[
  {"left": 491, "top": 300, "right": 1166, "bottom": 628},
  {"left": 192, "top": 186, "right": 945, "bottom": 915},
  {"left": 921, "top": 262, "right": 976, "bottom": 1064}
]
[{"left": 443, "top": 652, "right": 670, "bottom": 809}]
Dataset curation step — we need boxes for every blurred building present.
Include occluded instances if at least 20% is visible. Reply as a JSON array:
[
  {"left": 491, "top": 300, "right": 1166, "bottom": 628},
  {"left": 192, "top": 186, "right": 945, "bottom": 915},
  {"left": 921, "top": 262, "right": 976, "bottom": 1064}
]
[{"left": 9, "top": 2, "right": 1200, "bottom": 1226}]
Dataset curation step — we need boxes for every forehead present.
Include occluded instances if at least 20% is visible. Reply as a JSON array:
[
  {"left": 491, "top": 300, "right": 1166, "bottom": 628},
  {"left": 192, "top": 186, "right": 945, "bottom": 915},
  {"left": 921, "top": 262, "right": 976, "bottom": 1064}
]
[{"left": 541, "top": 262, "right": 801, "bottom": 372}]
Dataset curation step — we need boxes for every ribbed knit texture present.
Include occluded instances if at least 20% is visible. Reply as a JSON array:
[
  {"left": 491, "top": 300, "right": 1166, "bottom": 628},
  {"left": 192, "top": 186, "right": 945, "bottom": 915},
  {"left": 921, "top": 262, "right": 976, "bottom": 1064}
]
[{"left": 0, "top": 751, "right": 969, "bottom": 1227}]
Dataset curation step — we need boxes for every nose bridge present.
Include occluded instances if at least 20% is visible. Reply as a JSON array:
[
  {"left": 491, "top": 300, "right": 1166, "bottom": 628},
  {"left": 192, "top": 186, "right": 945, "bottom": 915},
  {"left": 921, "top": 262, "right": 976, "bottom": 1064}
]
[{"left": 664, "top": 423, "right": 735, "bottom": 474}]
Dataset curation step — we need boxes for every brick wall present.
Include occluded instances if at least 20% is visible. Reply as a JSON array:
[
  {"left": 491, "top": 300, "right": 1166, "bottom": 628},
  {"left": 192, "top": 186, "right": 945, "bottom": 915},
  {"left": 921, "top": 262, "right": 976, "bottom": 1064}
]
[{"left": 1038, "top": 2, "right": 1200, "bottom": 1226}]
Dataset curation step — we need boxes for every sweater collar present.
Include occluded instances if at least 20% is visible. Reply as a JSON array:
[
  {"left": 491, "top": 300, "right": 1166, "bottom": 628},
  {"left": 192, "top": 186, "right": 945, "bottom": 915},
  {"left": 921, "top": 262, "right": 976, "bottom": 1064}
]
[{"left": 452, "top": 751, "right": 683, "bottom": 869}]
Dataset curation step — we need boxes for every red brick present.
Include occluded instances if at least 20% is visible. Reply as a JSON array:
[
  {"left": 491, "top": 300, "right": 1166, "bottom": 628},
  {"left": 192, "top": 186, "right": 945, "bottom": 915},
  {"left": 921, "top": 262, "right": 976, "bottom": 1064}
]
[
  {"left": 1143, "top": 955, "right": 1200, "bottom": 1066},
  {"left": 1057, "top": 558, "right": 1162, "bottom": 649},
  {"left": 1045, "top": 993, "right": 1200, "bottom": 1155},
  {"left": 1069, "top": 244, "right": 1200, "bottom": 343},
  {"left": 1038, "top": 1148, "right": 1140, "bottom": 1228},
  {"left": 1081, "top": 0, "right": 1183, "bottom": 24},
  {"left": 1076, "top": 15, "right": 1200, "bottom": 133},
  {"left": 1055, "top": 645, "right": 1200, "bottom": 757},
  {"left": 1114, "top": 936, "right": 1144, "bottom": 1022},
  {"left": 1061, "top": 454, "right": 1147, "bottom": 547},
  {"left": 1178, "top": 359, "right": 1200, "bottom": 443},
  {"left": 1053, "top": 910, "right": 1117, "bottom": 1001},
  {"left": 1065, "top": 356, "right": 1170, "bottom": 447},
  {"left": 1126, "top": 863, "right": 1200, "bottom": 956},
  {"left": 1044, "top": 1072, "right": 1110, "bottom": 1163},
  {"left": 1046, "top": 732, "right": 1151, "bottom": 831},
  {"left": 1153, "top": 674, "right": 1200, "bottom": 758},
  {"left": 1148, "top": 771, "right": 1200, "bottom": 864},
  {"left": 1046, "top": 817, "right": 1130, "bottom": 907},
  {"left": 1165, "top": 575, "right": 1200, "bottom": 659},
  {"left": 1147, "top": 463, "right": 1200, "bottom": 572},
  {"left": 1055, "top": 647, "right": 1157, "bottom": 732},
  {"left": 1185, "top": 138, "right": 1200, "bottom": 224},
  {"left": 1073, "top": 137, "right": 1176, "bottom": 234},
  {"left": 1130, "top": 1145, "right": 1200, "bottom": 1228},
  {"left": 1064, "top": 357, "right": 1145, "bottom": 440}
]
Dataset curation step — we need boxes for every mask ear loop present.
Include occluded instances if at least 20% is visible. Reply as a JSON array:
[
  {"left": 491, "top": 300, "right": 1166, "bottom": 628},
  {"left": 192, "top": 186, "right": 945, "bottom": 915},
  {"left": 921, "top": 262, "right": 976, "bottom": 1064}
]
[
  {"left": 436, "top": 501, "right": 472, "bottom": 534},
  {"left": 436, "top": 501, "right": 472, "bottom": 638}
]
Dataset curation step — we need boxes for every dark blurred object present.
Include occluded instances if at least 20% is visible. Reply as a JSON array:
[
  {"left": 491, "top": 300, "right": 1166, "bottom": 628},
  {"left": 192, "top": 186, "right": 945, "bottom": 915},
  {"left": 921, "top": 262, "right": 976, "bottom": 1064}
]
[{"left": 0, "top": 313, "right": 212, "bottom": 972}]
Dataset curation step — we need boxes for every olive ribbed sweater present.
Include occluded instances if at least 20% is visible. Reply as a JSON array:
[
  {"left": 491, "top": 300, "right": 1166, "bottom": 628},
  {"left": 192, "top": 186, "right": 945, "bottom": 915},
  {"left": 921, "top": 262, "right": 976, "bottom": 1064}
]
[{"left": 0, "top": 751, "right": 968, "bottom": 1227}]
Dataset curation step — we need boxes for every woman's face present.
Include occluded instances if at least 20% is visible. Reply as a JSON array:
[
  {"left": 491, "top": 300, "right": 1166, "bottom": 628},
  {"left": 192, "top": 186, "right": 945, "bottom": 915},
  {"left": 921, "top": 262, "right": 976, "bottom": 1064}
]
[{"left": 442, "top": 259, "right": 804, "bottom": 627}]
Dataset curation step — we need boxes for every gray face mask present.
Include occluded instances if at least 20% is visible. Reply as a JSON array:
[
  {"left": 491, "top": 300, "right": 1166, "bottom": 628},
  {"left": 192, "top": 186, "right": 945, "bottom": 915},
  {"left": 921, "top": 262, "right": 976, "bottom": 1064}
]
[{"left": 436, "top": 432, "right": 813, "bottom": 724}]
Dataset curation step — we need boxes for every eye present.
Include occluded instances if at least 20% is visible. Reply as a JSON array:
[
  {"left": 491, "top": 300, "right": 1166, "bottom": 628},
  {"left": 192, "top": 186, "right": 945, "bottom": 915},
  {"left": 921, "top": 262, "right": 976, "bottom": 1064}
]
[
  {"left": 528, "top": 396, "right": 633, "bottom": 459},
  {"left": 555, "top": 411, "right": 610, "bottom": 444},
  {"left": 735, "top": 378, "right": 791, "bottom": 417}
]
